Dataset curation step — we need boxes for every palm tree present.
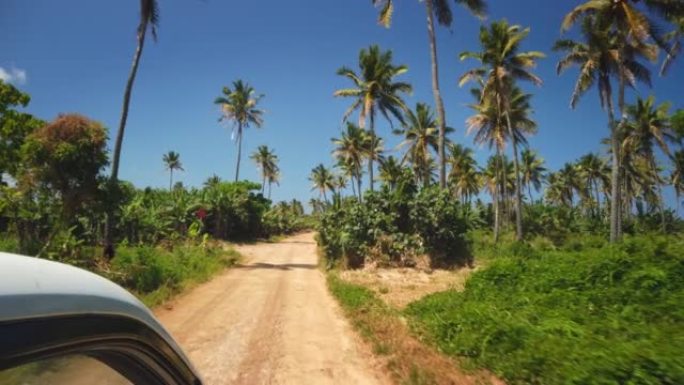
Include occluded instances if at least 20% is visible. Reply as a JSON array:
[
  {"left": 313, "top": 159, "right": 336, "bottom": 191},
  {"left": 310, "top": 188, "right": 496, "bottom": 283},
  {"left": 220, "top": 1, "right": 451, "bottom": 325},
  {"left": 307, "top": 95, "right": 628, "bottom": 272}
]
[
  {"left": 372, "top": 0, "right": 486, "bottom": 188},
  {"left": 204, "top": 174, "right": 221, "bottom": 188},
  {"left": 309, "top": 164, "right": 334, "bottom": 203},
  {"left": 623, "top": 95, "right": 675, "bottom": 229},
  {"left": 162, "top": 151, "right": 183, "bottom": 191},
  {"left": 334, "top": 45, "right": 412, "bottom": 191},
  {"left": 397, "top": 103, "right": 452, "bottom": 187},
  {"left": 448, "top": 143, "right": 480, "bottom": 204},
  {"left": 460, "top": 19, "right": 544, "bottom": 241},
  {"left": 105, "top": 0, "right": 160, "bottom": 258},
  {"left": 250, "top": 145, "right": 278, "bottom": 194},
  {"left": 214, "top": 80, "right": 265, "bottom": 182},
  {"left": 363, "top": 130, "right": 385, "bottom": 188},
  {"left": 661, "top": 15, "right": 683, "bottom": 75},
  {"left": 520, "top": 149, "right": 546, "bottom": 203},
  {"left": 577, "top": 153, "right": 609, "bottom": 215},
  {"left": 332, "top": 123, "right": 367, "bottom": 200},
  {"left": 337, "top": 158, "right": 361, "bottom": 199},
  {"left": 560, "top": 0, "right": 676, "bottom": 240},
  {"left": 267, "top": 169, "right": 280, "bottom": 199},
  {"left": 671, "top": 150, "right": 684, "bottom": 215},
  {"left": 378, "top": 156, "right": 403, "bottom": 191}
]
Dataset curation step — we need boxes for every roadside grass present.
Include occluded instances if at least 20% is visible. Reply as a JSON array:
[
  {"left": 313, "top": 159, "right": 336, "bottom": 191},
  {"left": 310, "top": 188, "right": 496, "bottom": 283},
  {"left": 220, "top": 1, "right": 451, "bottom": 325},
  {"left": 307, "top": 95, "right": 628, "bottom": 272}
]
[
  {"left": 327, "top": 273, "right": 502, "bottom": 385},
  {"left": 406, "top": 234, "right": 684, "bottom": 385},
  {"left": 108, "top": 243, "right": 240, "bottom": 308}
]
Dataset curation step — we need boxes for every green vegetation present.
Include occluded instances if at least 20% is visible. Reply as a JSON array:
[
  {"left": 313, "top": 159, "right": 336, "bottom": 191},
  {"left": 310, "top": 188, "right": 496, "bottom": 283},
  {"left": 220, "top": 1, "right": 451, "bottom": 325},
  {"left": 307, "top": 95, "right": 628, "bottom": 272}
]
[
  {"left": 0, "top": 78, "right": 305, "bottom": 306},
  {"left": 407, "top": 234, "right": 684, "bottom": 384},
  {"left": 317, "top": 183, "right": 470, "bottom": 269},
  {"left": 112, "top": 243, "right": 240, "bottom": 307}
]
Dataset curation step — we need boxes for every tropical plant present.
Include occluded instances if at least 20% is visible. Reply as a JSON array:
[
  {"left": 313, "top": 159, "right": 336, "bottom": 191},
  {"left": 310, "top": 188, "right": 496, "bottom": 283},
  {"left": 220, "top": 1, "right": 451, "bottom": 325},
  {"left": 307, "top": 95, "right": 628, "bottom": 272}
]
[
  {"left": 22, "top": 114, "right": 109, "bottom": 221},
  {"left": 577, "top": 153, "right": 609, "bottom": 215},
  {"left": 560, "top": 0, "right": 676, "bottom": 240},
  {"left": 309, "top": 164, "right": 334, "bottom": 202},
  {"left": 520, "top": 149, "right": 546, "bottom": 203},
  {"left": 671, "top": 150, "right": 684, "bottom": 215},
  {"left": 334, "top": 45, "right": 412, "bottom": 191},
  {"left": 372, "top": 0, "right": 486, "bottom": 188},
  {"left": 397, "top": 103, "right": 452, "bottom": 187},
  {"left": 622, "top": 95, "right": 674, "bottom": 229},
  {"left": 105, "top": 0, "right": 160, "bottom": 257},
  {"left": 250, "top": 145, "right": 279, "bottom": 195},
  {"left": 214, "top": 80, "right": 265, "bottom": 182},
  {"left": 162, "top": 151, "right": 183, "bottom": 191},
  {"left": 332, "top": 123, "right": 367, "bottom": 200},
  {"left": 460, "top": 19, "right": 544, "bottom": 240},
  {"left": 447, "top": 143, "right": 480, "bottom": 204},
  {"left": 378, "top": 156, "right": 403, "bottom": 191}
]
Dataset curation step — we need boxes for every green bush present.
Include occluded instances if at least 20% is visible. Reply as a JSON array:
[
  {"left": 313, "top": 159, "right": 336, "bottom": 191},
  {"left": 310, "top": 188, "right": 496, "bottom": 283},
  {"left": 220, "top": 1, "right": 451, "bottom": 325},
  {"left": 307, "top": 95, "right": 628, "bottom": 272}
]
[
  {"left": 111, "top": 244, "right": 239, "bottom": 306},
  {"left": 317, "top": 186, "right": 471, "bottom": 268},
  {"left": 406, "top": 234, "right": 684, "bottom": 385}
]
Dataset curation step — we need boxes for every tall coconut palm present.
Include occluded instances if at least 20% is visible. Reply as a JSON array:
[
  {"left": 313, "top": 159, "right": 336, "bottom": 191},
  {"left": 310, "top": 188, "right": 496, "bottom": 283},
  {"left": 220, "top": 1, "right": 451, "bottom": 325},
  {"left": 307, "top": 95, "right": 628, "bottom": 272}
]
[
  {"left": 623, "top": 95, "right": 675, "bottom": 229},
  {"left": 372, "top": 0, "right": 486, "bottom": 188},
  {"left": 560, "top": 0, "right": 675, "bottom": 240},
  {"left": 396, "top": 103, "right": 452, "bottom": 187},
  {"left": 520, "top": 149, "right": 546, "bottom": 203},
  {"left": 460, "top": 19, "right": 544, "bottom": 241},
  {"left": 334, "top": 45, "right": 412, "bottom": 191},
  {"left": 105, "top": 0, "right": 160, "bottom": 258},
  {"left": 337, "top": 158, "right": 361, "bottom": 199},
  {"left": 267, "top": 169, "right": 280, "bottom": 199},
  {"left": 467, "top": 88, "right": 506, "bottom": 240},
  {"left": 162, "top": 151, "right": 183, "bottom": 191},
  {"left": 448, "top": 143, "right": 480, "bottom": 204},
  {"left": 214, "top": 80, "right": 264, "bottom": 182},
  {"left": 577, "top": 153, "right": 609, "bottom": 215},
  {"left": 309, "top": 164, "right": 334, "bottom": 203},
  {"left": 332, "top": 123, "right": 367, "bottom": 200},
  {"left": 378, "top": 156, "right": 403, "bottom": 191},
  {"left": 671, "top": 150, "right": 684, "bottom": 215},
  {"left": 250, "top": 145, "right": 278, "bottom": 194}
]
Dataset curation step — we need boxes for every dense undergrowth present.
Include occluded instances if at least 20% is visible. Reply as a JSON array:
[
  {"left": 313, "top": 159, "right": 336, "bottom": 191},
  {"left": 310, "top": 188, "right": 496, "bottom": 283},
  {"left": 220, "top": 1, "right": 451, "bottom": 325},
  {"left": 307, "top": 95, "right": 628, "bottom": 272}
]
[
  {"left": 406, "top": 233, "right": 684, "bottom": 385},
  {"left": 317, "top": 185, "right": 472, "bottom": 269}
]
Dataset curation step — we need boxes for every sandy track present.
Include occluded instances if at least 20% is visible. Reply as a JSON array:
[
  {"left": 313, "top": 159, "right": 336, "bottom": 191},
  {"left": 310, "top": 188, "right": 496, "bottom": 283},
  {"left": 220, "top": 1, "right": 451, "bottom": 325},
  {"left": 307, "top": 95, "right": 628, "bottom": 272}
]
[{"left": 155, "top": 232, "right": 389, "bottom": 385}]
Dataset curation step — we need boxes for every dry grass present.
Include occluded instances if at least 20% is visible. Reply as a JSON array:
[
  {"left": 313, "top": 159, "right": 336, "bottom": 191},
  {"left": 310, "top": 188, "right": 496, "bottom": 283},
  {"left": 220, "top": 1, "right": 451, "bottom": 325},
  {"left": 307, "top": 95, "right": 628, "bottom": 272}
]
[{"left": 340, "top": 266, "right": 477, "bottom": 308}]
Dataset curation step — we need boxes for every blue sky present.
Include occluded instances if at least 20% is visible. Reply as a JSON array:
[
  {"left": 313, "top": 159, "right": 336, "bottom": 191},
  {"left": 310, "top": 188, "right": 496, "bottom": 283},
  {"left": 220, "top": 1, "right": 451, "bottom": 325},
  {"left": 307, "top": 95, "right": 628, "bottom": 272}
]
[{"left": 1, "top": 0, "right": 682, "bottom": 205}]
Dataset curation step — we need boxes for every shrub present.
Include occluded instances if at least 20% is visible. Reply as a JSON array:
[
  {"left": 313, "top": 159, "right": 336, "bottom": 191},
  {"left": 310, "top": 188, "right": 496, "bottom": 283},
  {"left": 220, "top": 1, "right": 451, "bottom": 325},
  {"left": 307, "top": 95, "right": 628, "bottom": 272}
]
[
  {"left": 317, "top": 186, "right": 471, "bottom": 268},
  {"left": 111, "top": 244, "right": 238, "bottom": 306},
  {"left": 406, "top": 234, "right": 684, "bottom": 385}
]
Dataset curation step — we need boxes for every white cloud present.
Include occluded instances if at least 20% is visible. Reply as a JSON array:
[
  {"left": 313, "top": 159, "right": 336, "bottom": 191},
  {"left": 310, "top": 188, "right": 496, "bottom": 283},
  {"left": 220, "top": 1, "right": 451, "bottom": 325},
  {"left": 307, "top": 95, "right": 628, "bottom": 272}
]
[{"left": 0, "top": 66, "right": 27, "bottom": 85}]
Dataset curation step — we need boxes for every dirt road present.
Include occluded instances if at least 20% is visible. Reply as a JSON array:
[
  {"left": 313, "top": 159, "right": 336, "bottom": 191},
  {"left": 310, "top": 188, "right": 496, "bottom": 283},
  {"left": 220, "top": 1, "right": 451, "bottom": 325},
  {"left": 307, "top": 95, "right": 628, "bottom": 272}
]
[{"left": 155, "top": 232, "right": 389, "bottom": 385}]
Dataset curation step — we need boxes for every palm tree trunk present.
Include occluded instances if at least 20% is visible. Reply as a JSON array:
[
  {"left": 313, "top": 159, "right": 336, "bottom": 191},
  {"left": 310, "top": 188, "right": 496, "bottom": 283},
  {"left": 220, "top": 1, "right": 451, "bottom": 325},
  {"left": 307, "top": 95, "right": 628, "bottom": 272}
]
[
  {"left": 104, "top": 25, "right": 148, "bottom": 259},
  {"left": 169, "top": 169, "right": 173, "bottom": 191},
  {"left": 262, "top": 174, "right": 266, "bottom": 194},
  {"left": 357, "top": 174, "right": 363, "bottom": 203},
  {"left": 652, "top": 158, "right": 666, "bottom": 232},
  {"left": 494, "top": 149, "right": 502, "bottom": 243},
  {"left": 594, "top": 178, "right": 601, "bottom": 218},
  {"left": 528, "top": 184, "right": 533, "bottom": 205},
  {"left": 235, "top": 123, "right": 243, "bottom": 182},
  {"left": 424, "top": 0, "right": 447, "bottom": 189},
  {"left": 351, "top": 175, "right": 357, "bottom": 199},
  {"left": 268, "top": 182, "right": 272, "bottom": 199},
  {"left": 369, "top": 111, "right": 375, "bottom": 192},
  {"left": 505, "top": 112, "right": 524, "bottom": 241},
  {"left": 607, "top": 80, "right": 620, "bottom": 243}
]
